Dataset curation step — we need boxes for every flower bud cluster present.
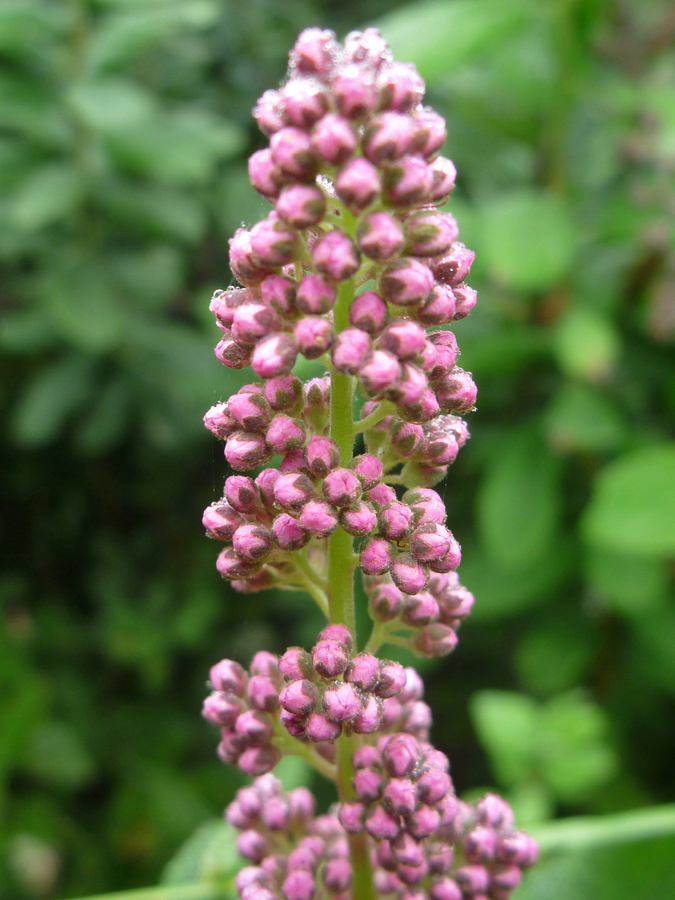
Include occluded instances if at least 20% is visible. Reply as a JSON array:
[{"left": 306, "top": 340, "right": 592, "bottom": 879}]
[
  {"left": 202, "top": 653, "right": 283, "bottom": 776},
  {"left": 338, "top": 734, "right": 458, "bottom": 886},
  {"left": 367, "top": 570, "right": 475, "bottom": 658},
  {"left": 278, "top": 624, "right": 409, "bottom": 741},
  {"left": 230, "top": 776, "right": 353, "bottom": 900},
  {"left": 365, "top": 408, "right": 470, "bottom": 489}
]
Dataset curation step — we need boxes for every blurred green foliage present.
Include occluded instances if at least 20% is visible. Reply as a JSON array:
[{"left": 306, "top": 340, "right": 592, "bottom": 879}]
[{"left": 1, "top": 0, "right": 674, "bottom": 898}]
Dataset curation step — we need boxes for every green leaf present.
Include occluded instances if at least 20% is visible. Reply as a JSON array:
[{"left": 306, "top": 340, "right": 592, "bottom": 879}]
[
  {"left": 40, "top": 266, "right": 126, "bottom": 351},
  {"left": 584, "top": 548, "right": 670, "bottom": 616},
  {"left": 162, "top": 819, "right": 241, "bottom": 885},
  {"left": 476, "top": 427, "right": 562, "bottom": 569},
  {"left": 23, "top": 720, "right": 96, "bottom": 789},
  {"left": 516, "top": 616, "right": 595, "bottom": 697},
  {"left": 478, "top": 190, "right": 576, "bottom": 292},
  {"left": 11, "top": 355, "right": 95, "bottom": 446},
  {"left": 0, "top": 2, "right": 65, "bottom": 56},
  {"left": 8, "top": 163, "right": 83, "bottom": 232},
  {"left": 375, "top": 0, "right": 532, "bottom": 82},
  {"left": 538, "top": 693, "right": 618, "bottom": 801},
  {"left": 75, "top": 374, "right": 130, "bottom": 453},
  {"left": 88, "top": 2, "right": 220, "bottom": 71},
  {"left": 97, "top": 180, "right": 207, "bottom": 244},
  {"left": 0, "top": 74, "right": 71, "bottom": 148},
  {"left": 543, "top": 383, "right": 627, "bottom": 453},
  {"left": 582, "top": 444, "right": 675, "bottom": 558},
  {"left": 67, "top": 77, "right": 158, "bottom": 135},
  {"left": 554, "top": 307, "right": 621, "bottom": 383},
  {"left": 471, "top": 691, "right": 539, "bottom": 786}
]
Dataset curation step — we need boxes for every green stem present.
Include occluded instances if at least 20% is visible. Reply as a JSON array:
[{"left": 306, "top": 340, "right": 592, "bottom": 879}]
[
  {"left": 71, "top": 884, "right": 229, "bottom": 900},
  {"left": 293, "top": 552, "right": 328, "bottom": 591},
  {"left": 353, "top": 400, "right": 396, "bottom": 434},
  {"left": 531, "top": 804, "right": 675, "bottom": 854},
  {"left": 274, "top": 728, "right": 337, "bottom": 781}
]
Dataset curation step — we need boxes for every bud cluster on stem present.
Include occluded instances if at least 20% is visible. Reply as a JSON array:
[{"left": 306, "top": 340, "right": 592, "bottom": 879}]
[{"left": 201, "top": 26, "right": 537, "bottom": 900}]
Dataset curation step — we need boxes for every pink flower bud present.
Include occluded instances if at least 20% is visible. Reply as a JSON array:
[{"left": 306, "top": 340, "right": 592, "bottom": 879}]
[
  {"left": 266, "top": 414, "right": 307, "bottom": 454},
  {"left": 261, "top": 274, "right": 296, "bottom": 314},
  {"left": 474, "top": 793, "right": 513, "bottom": 829},
  {"left": 389, "top": 363, "right": 428, "bottom": 408},
  {"left": 287, "top": 844, "right": 317, "bottom": 871},
  {"left": 210, "top": 659, "right": 247, "bottom": 695},
  {"left": 295, "top": 317, "right": 334, "bottom": 360},
  {"left": 428, "top": 156, "right": 457, "bottom": 203},
  {"left": 261, "top": 795, "right": 290, "bottom": 831},
  {"left": 382, "top": 733, "right": 419, "bottom": 777},
  {"left": 411, "top": 108, "right": 447, "bottom": 158},
  {"left": 427, "top": 331, "right": 459, "bottom": 378},
  {"left": 453, "top": 865, "right": 490, "bottom": 895},
  {"left": 349, "top": 454, "right": 383, "bottom": 490},
  {"left": 250, "top": 651, "right": 280, "bottom": 678},
  {"left": 287, "top": 786, "right": 315, "bottom": 824},
  {"left": 319, "top": 623, "right": 353, "bottom": 650},
  {"left": 391, "top": 832, "right": 425, "bottom": 868},
  {"left": 413, "top": 624, "right": 458, "bottom": 657},
  {"left": 363, "top": 112, "right": 414, "bottom": 163},
  {"left": 344, "top": 653, "right": 379, "bottom": 691},
  {"left": 235, "top": 709, "right": 274, "bottom": 744},
  {"left": 248, "top": 148, "right": 282, "bottom": 199},
  {"left": 322, "top": 468, "right": 362, "bottom": 507},
  {"left": 270, "top": 127, "right": 318, "bottom": 180},
  {"left": 281, "top": 77, "right": 329, "bottom": 129},
  {"left": 338, "top": 800, "right": 366, "bottom": 833},
  {"left": 380, "top": 319, "right": 427, "bottom": 360},
  {"left": 428, "top": 843, "right": 454, "bottom": 875},
  {"left": 417, "top": 769, "right": 451, "bottom": 805},
  {"left": 431, "top": 242, "right": 475, "bottom": 286},
  {"left": 349, "top": 291, "right": 389, "bottom": 334},
  {"left": 252, "top": 333, "right": 298, "bottom": 379},
  {"left": 272, "top": 513, "right": 309, "bottom": 550},
  {"left": 322, "top": 682, "right": 362, "bottom": 722},
  {"left": 406, "top": 212, "right": 459, "bottom": 258},
  {"left": 402, "top": 591, "right": 440, "bottom": 626},
  {"left": 250, "top": 215, "right": 301, "bottom": 268},
  {"left": 365, "top": 805, "right": 400, "bottom": 841},
  {"left": 434, "top": 369, "right": 477, "bottom": 413},
  {"left": 211, "top": 287, "right": 254, "bottom": 326},
  {"left": 264, "top": 374, "right": 303, "bottom": 411},
  {"left": 491, "top": 864, "right": 523, "bottom": 895},
  {"left": 322, "top": 859, "right": 352, "bottom": 893},
  {"left": 463, "top": 826, "right": 497, "bottom": 863},
  {"left": 280, "top": 708, "right": 307, "bottom": 737},
  {"left": 437, "top": 583, "right": 474, "bottom": 627},
  {"left": 344, "top": 27, "right": 392, "bottom": 68},
  {"left": 282, "top": 870, "right": 315, "bottom": 900},
  {"left": 276, "top": 184, "right": 327, "bottom": 229},
  {"left": 226, "top": 432, "right": 272, "bottom": 470},
  {"left": 280, "top": 679, "right": 318, "bottom": 716},
  {"left": 273, "top": 472, "right": 315, "bottom": 510},
  {"left": 391, "top": 553, "right": 429, "bottom": 594},
  {"left": 307, "top": 712, "right": 341, "bottom": 742},
  {"left": 295, "top": 274, "right": 336, "bottom": 315},
  {"left": 353, "top": 766, "right": 384, "bottom": 802},
  {"left": 304, "top": 435, "right": 340, "bottom": 476},
  {"left": 403, "top": 700, "right": 433, "bottom": 737},
  {"left": 253, "top": 468, "right": 280, "bottom": 508},
  {"left": 378, "top": 501, "right": 414, "bottom": 541},
  {"left": 332, "top": 65, "right": 378, "bottom": 119},
  {"left": 204, "top": 401, "right": 238, "bottom": 439},
  {"left": 452, "top": 283, "right": 477, "bottom": 319},
  {"left": 312, "top": 638, "right": 349, "bottom": 678},
  {"left": 352, "top": 694, "right": 384, "bottom": 734},
  {"left": 381, "top": 258, "right": 434, "bottom": 307},
  {"left": 203, "top": 502, "right": 241, "bottom": 540},
  {"left": 310, "top": 112, "right": 358, "bottom": 164},
  {"left": 233, "top": 524, "right": 274, "bottom": 561},
  {"left": 229, "top": 228, "right": 273, "bottom": 286},
  {"left": 392, "top": 422, "right": 425, "bottom": 456},
  {"left": 238, "top": 745, "right": 281, "bottom": 777},
  {"left": 332, "top": 328, "right": 371, "bottom": 373},
  {"left": 382, "top": 156, "right": 433, "bottom": 207},
  {"left": 410, "top": 523, "right": 456, "bottom": 563},
  {"left": 228, "top": 392, "right": 273, "bottom": 432},
  {"left": 279, "top": 647, "right": 313, "bottom": 681},
  {"left": 360, "top": 536, "right": 394, "bottom": 575},
  {"left": 214, "top": 332, "right": 254, "bottom": 367},
  {"left": 312, "top": 231, "right": 361, "bottom": 281},
  {"left": 335, "top": 159, "right": 381, "bottom": 213},
  {"left": 202, "top": 691, "right": 241, "bottom": 726},
  {"left": 339, "top": 501, "right": 377, "bottom": 536},
  {"left": 497, "top": 832, "right": 539, "bottom": 867},
  {"left": 357, "top": 211, "right": 405, "bottom": 260},
  {"left": 231, "top": 304, "right": 282, "bottom": 348},
  {"left": 377, "top": 62, "right": 425, "bottom": 112},
  {"left": 370, "top": 582, "right": 404, "bottom": 621},
  {"left": 418, "top": 285, "right": 457, "bottom": 326},
  {"left": 359, "top": 350, "right": 402, "bottom": 394},
  {"left": 289, "top": 28, "right": 339, "bottom": 78},
  {"left": 383, "top": 777, "right": 418, "bottom": 815},
  {"left": 298, "top": 499, "right": 338, "bottom": 537},
  {"left": 254, "top": 90, "right": 288, "bottom": 137},
  {"left": 376, "top": 660, "right": 407, "bottom": 698},
  {"left": 247, "top": 674, "right": 280, "bottom": 712},
  {"left": 366, "top": 483, "right": 397, "bottom": 508},
  {"left": 429, "top": 878, "right": 462, "bottom": 900},
  {"left": 237, "top": 828, "right": 269, "bottom": 862}
]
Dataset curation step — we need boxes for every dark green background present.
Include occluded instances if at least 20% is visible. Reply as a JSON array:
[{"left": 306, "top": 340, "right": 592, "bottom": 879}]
[{"left": 1, "top": 0, "right": 674, "bottom": 897}]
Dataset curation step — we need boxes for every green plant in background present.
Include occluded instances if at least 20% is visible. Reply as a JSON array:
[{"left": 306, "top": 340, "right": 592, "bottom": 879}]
[{"left": 1, "top": 1, "right": 674, "bottom": 899}]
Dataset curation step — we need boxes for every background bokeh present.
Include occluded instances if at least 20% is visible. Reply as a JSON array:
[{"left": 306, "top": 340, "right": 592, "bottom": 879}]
[{"left": 1, "top": 0, "right": 674, "bottom": 898}]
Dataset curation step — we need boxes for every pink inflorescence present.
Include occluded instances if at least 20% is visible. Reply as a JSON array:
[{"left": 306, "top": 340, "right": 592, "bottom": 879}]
[
  {"left": 228, "top": 775, "right": 537, "bottom": 900},
  {"left": 202, "top": 26, "right": 538, "bottom": 900}
]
